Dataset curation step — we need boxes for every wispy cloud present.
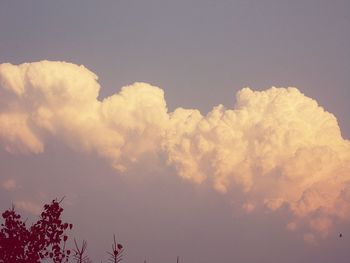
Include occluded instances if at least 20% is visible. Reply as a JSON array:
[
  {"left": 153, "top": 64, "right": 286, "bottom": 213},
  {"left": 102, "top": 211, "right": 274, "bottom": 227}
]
[
  {"left": 14, "top": 200, "right": 42, "bottom": 215},
  {"left": 2, "top": 178, "right": 17, "bottom": 191}
]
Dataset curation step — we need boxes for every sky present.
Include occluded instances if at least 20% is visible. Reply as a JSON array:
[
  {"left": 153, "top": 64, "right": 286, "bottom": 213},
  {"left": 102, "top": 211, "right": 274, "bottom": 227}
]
[{"left": 0, "top": 1, "right": 349, "bottom": 262}]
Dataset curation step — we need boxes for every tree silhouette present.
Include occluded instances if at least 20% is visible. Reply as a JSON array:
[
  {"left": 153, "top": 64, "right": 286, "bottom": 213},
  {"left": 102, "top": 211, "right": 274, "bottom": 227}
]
[
  {"left": 73, "top": 239, "right": 91, "bottom": 263},
  {"left": 0, "top": 199, "right": 72, "bottom": 263},
  {"left": 0, "top": 199, "right": 125, "bottom": 263},
  {"left": 106, "top": 234, "right": 124, "bottom": 263}
]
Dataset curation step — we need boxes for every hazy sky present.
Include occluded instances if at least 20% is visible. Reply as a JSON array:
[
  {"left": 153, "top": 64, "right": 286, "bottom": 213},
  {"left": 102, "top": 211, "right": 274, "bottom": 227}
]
[{"left": 0, "top": 1, "right": 350, "bottom": 262}]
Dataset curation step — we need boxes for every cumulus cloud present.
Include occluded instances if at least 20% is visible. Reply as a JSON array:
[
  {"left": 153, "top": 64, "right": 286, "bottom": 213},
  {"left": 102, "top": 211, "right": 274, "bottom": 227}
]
[
  {"left": 1, "top": 60, "right": 349, "bottom": 240},
  {"left": 163, "top": 86, "right": 350, "bottom": 239},
  {"left": 0, "top": 61, "right": 167, "bottom": 170}
]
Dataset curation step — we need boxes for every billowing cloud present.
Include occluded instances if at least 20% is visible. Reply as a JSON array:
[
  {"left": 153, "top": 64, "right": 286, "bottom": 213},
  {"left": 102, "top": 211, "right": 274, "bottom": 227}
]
[
  {"left": 163, "top": 86, "right": 350, "bottom": 239},
  {"left": 1, "top": 61, "right": 349, "bottom": 240},
  {"left": 0, "top": 61, "right": 167, "bottom": 170}
]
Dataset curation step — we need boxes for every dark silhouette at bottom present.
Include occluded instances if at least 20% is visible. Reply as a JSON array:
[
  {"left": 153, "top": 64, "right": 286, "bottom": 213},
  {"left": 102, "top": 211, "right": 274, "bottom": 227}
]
[{"left": 0, "top": 199, "right": 123, "bottom": 263}]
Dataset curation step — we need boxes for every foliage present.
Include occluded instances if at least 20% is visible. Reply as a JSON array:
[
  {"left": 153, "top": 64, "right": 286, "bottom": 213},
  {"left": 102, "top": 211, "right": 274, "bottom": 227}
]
[
  {"left": 0, "top": 199, "right": 124, "bottom": 263},
  {"left": 0, "top": 199, "right": 72, "bottom": 263}
]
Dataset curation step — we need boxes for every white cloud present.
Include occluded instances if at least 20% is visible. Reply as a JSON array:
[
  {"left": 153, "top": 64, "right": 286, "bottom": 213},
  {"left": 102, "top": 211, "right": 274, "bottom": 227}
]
[
  {"left": 1, "top": 60, "right": 349, "bottom": 239},
  {"left": 163, "top": 87, "right": 350, "bottom": 237}
]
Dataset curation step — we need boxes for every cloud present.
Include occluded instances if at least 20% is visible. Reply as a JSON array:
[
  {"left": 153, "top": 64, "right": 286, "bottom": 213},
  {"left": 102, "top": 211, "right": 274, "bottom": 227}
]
[
  {"left": 1, "top": 60, "right": 349, "bottom": 240},
  {"left": 0, "top": 61, "right": 167, "bottom": 170},
  {"left": 242, "top": 202, "right": 255, "bottom": 213},
  {"left": 163, "top": 87, "right": 350, "bottom": 238},
  {"left": 303, "top": 233, "right": 318, "bottom": 246},
  {"left": 2, "top": 178, "right": 17, "bottom": 191},
  {"left": 14, "top": 200, "right": 42, "bottom": 215}
]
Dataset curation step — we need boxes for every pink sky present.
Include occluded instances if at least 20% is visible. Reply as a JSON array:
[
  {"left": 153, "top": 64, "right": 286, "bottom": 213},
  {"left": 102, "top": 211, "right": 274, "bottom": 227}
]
[{"left": 1, "top": 1, "right": 350, "bottom": 262}]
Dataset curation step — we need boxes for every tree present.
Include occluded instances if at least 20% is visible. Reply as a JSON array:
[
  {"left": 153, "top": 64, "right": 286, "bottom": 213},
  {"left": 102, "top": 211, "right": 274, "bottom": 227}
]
[
  {"left": 72, "top": 239, "right": 91, "bottom": 263},
  {"left": 106, "top": 234, "right": 124, "bottom": 263},
  {"left": 0, "top": 199, "right": 124, "bottom": 263},
  {"left": 0, "top": 199, "right": 72, "bottom": 263}
]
